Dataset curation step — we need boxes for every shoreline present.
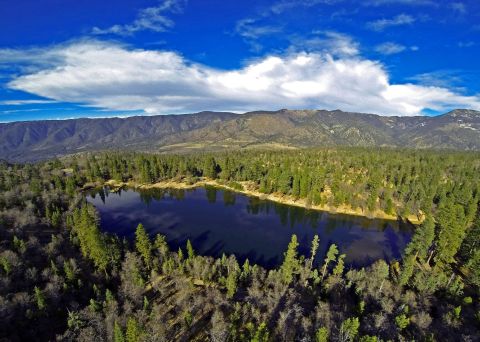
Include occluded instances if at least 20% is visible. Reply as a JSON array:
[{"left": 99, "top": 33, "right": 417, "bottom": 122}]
[{"left": 97, "top": 178, "right": 424, "bottom": 225}]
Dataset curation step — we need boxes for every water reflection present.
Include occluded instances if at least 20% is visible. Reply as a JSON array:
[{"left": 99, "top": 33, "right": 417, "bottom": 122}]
[{"left": 87, "top": 186, "right": 413, "bottom": 268}]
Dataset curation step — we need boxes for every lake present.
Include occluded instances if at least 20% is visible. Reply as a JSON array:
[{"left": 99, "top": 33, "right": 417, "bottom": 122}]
[{"left": 87, "top": 186, "right": 413, "bottom": 268}]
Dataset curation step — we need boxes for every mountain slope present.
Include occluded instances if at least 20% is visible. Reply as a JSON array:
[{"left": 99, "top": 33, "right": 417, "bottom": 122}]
[{"left": 0, "top": 109, "right": 479, "bottom": 161}]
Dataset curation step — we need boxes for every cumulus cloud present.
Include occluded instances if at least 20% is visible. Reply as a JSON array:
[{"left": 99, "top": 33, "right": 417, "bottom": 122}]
[
  {"left": 367, "top": 14, "right": 415, "bottom": 31},
  {"left": 92, "top": 0, "right": 185, "bottom": 36},
  {"left": 5, "top": 40, "right": 480, "bottom": 116}
]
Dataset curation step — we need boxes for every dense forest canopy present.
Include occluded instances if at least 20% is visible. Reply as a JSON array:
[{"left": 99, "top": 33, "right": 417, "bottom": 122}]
[
  {"left": 81, "top": 148, "right": 480, "bottom": 221},
  {"left": 1, "top": 147, "right": 479, "bottom": 341}
]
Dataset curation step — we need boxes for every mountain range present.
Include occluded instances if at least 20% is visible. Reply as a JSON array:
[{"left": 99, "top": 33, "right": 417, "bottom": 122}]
[{"left": 1, "top": 109, "right": 479, "bottom": 162}]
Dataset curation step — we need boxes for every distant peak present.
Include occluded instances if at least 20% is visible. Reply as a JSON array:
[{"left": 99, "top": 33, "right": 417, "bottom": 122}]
[{"left": 444, "top": 109, "right": 480, "bottom": 118}]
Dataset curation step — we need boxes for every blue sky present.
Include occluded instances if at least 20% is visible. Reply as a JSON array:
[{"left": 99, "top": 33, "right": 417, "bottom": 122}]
[{"left": 0, "top": 0, "right": 479, "bottom": 122}]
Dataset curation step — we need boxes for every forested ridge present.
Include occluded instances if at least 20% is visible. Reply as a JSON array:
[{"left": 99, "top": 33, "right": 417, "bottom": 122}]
[
  {"left": 1, "top": 108, "right": 479, "bottom": 162},
  {"left": 1, "top": 147, "right": 480, "bottom": 341}
]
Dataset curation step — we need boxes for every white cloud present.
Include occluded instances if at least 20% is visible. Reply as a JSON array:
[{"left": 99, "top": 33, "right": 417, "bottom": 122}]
[
  {"left": 0, "top": 108, "right": 43, "bottom": 115},
  {"left": 5, "top": 40, "right": 480, "bottom": 116},
  {"left": 234, "top": 14, "right": 359, "bottom": 55},
  {"left": 374, "top": 42, "right": 406, "bottom": 55},
  {"left": 364, "top": 0, "right": 435, "bottom": 6},
  {"left": 235, "top": 19, "right": 282, "bottom": 40},
  {"left": 290, "top": 31, "right": 360, "bottom": 57},
  {"left": 458, "top": 41, "right": 475, "bottom": 48},
  {"left": 450, "top": 2, "right": 466, "bottom": 14},
  {"left": 407, "top": 69, "right": 480, "bottom": 94},
  {"left": 374, "top": 42, "right": 418, "bottom": 55},
  {"left": 0, "top": 99, "right": 57, "bottom": 105},
  {"left": 367, "top": 14, "right": 415, "bottom": 31},
  {"left": 269, "top": 0, "right": 342, "bottom": 14},
  {"left": 234, "top": 0, "right": 344, "bottom": 52},
  {"left": 92, "top": 0, "right": 185, "bottom": 36},
  {"left": 234, "top": 18, "right": 282, "bottom": 51},
  {"left": 235, "top": 18, "right": 282, "bottom": 40}
]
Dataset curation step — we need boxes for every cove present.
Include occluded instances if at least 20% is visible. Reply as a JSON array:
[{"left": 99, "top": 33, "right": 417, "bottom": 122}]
[{"left": 87, "top": 186, "right": 413, "bottom": 268}]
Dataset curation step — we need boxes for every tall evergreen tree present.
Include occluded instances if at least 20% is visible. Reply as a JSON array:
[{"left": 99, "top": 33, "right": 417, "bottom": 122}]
[
  {"left": 186, "top": 239, "right": 195, "bottom": 260},
  {"left": 125, "top": 317, "right": 142, "bottom": 342},
  {"left": 280, "top": 234, "right": 300, "bottom": 285},
  {"left": 309, "top": 235, "right": 320, "bottom": 270},
  {"left": 135, "top": 223, "right": 152, "bottom": 269},
  {"left": 226, "top": 269, "right": 238, "bottom": 298},
  {"left": 435, "top": 200, "right": 467, "bottom": 265},
  {"left": 203, "top": 157, "right": 218, "bottom": 179},
  {"left": 114, "top": 321, "right": 125, "bottom": 342},
  {"left": 322, "top": 244, "right": 339, "bottom": 280}
]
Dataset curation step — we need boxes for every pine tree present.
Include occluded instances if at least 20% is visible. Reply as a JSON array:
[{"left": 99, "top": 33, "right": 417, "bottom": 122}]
[
  {"left": 251, "top": 322, "right": 269, "bottom": 342},
  {"left": 435, "top": 200, "right": 467, "bottom": 265},
  {"left": 339, "top": 317, "right": 360, "bottom": 342},
  {"left": 71, "top": 205, "right": 110, "bottom": 272},
  {"left": 242, "top": 259, "right": 251, "bottom": 279},
  {"left": 280, "top": 234, "right": 300, "bottom": 285},
  {"left": 404, "top": 216, "right": 435, "bottom": 262},
  {"left": 203, "top": 157, "right": 218, "bottom": 179},
  {"left": 466, "top": 249, "right": 480, "bottom": 288},
  {"left": 63, "top": 259, "right": 77, "bottom": 284},
  {"left": 322, "top": 244, "right": 339, "bottom": 280},
  {"left": 65, "top": 177, "right": 76, "bottom": 196},
  {"left": 309, "top": 235, "right": 320, "bottom": 270},
  {"left": 177, "top": 247, "right": 184, "bottom": 263},
  {"left": 315, "top": 327, "right": 328, "bottom": 342},
  {"left": 186, "top": 239, "right": 195, "bottom": 260},
  {"left": 125, "top": 317, "right": 142, "bottom": 342},
  {"left": 333, "top": 254, "right": 346, "bottom": 276},
  {"left": 34, "top": 286, "right": 46, "bottom": 310},
  {"left": 461, "top": 214, "right": 480, "bottom": 260},
  {"left": 114, "top": 321, "right": 125, "bottom": 342},
  {"left": 399, "top": 254, "right": 415, "bottom": 286},
  {"left": 155, "top": 234, "right": 169, "bottom": 258},
  {"left": 385, "top": 195, "right": 395, "bottom": 216},
  {"left": 226, "top": 270, "right": 238, "bottom": 298},
  {"left": 395, "top": 313, "right": 410, "bottom": 330},
  {"left": 135, "top": 223, "right": 152, "bottom": 269}
]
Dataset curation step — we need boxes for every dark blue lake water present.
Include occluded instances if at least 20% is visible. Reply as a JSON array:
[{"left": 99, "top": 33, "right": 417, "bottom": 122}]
[{"left": 87, "top": 186, "right": 413, "bottom": 268}]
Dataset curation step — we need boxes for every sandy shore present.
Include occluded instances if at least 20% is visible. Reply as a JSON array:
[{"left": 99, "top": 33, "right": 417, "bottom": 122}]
[{"left": 102, "top": 178, "right": 423, "bottom": 224}]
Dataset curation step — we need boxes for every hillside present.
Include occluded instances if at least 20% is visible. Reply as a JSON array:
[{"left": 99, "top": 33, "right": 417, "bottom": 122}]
[{"left": 0, "top": 109, "right": 479, "bottom": 161}]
